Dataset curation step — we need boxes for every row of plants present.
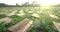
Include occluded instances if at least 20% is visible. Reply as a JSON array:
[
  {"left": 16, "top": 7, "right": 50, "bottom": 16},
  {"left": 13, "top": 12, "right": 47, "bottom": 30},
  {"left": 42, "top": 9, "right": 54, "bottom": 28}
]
[
  {"left": 0, "top": 7, "right": 38, "bottom": 32},
  {"left": 0, "top": 15, "right": 25, "bottom": 32},
  {"left": 0, "top": 7, "right": 59, "bottom": 32}
]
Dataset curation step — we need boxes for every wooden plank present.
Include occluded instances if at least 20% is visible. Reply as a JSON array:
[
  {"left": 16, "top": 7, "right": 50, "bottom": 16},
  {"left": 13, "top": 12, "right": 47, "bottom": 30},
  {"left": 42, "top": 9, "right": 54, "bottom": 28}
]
[
  {"left": 53, "top": 22, "right": 60, "bottom": 32},
  {"left": 17, "top": 21, "right": 33, "bottom": 32},
  {"left": 8, "top": 18, "right": 31, "bottom": 32}
]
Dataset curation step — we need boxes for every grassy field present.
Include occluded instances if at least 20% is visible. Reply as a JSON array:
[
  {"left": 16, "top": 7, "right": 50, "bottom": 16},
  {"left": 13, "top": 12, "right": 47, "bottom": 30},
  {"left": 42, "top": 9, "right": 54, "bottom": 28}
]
[{"left": 0, "top": 6, "right": 60, "bottom": 32}]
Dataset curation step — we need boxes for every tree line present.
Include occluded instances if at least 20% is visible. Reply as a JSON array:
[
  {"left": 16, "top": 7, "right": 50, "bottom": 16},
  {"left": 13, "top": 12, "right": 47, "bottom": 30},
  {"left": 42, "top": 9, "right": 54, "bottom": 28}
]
[{"left": 0, "top": 1, "right": 40, "bottom": 7}]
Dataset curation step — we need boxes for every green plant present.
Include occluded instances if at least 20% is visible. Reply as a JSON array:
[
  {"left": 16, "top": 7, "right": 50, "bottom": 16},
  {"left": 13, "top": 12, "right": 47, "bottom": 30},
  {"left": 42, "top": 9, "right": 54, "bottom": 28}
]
[{"left": 0, "top": 14, "right": 7, "bottom": 19}]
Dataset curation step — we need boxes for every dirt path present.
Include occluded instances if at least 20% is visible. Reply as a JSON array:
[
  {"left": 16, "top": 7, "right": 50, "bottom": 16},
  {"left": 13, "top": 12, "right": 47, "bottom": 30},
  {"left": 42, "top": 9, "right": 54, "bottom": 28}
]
[
  {"left": 0, "top": 17, "right": 11, "bottom": 24},
  {"left": 53, "top": 22, "right": 60, "bottom": 32}
]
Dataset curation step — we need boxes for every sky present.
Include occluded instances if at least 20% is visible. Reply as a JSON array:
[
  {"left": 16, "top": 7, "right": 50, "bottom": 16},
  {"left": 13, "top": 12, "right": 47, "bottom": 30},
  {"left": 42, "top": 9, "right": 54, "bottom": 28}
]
[
  {"left": 0, "top": 0, "right": 34, "bottom": 5},
  {"left": 37, "top": 0, "right": 60, "bottom": 5},
  {"left": 0, "top": 0, "right": 60, "bottom": 5}
]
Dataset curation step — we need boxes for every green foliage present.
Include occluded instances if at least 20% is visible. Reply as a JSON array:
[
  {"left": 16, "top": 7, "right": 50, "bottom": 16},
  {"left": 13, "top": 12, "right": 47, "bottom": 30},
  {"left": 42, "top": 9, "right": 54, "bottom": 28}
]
[
  {"left": 0, "top": 14, "right": 7, "bottom": 19},
  {"left": 0, "top": 7, "right": 59, "bottom": 32},
  {"left": 7, "top": 15, "right": 25, "bottom": 27},
  {"left": 31, "top": 19, "right": 58, "bottom": 32},
  {"left": 0, "top": 22, "right": 7, "bottom": 32}
]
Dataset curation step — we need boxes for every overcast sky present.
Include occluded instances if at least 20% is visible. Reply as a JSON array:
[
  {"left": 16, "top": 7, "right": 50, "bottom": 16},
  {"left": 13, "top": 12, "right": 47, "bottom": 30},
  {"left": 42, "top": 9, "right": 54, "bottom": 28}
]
[
  {"left": 0, "top": 0, "right": 60, "bottom": 5},
  {"left": 0, "top": 0, "right": 34, "bottom": 5}
]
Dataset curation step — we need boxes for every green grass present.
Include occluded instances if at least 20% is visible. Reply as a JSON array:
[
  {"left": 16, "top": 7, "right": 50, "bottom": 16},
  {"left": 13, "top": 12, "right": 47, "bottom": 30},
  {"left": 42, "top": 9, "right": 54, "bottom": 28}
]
[{"left": 0, "top": 14, "right": 7, "bottom": 19}]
